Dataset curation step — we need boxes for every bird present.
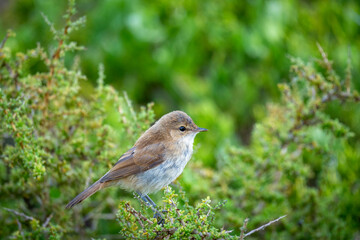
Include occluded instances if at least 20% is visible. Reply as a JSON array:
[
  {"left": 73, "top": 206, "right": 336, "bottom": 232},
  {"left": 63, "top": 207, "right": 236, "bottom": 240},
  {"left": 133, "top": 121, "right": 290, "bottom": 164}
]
[{"left": 66, "top": 110, "right": 207, "bottom": 217}]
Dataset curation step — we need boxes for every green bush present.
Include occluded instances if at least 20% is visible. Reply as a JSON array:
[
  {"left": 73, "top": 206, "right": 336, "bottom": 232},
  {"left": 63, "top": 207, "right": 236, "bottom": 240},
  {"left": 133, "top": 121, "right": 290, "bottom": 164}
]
[
  {"left": 0, "top": 3, "right": 155, "bottom": 238},
  {"left": 2, "top": 0, "right": 360, "bottom": 168},
  {"left": 115, "top": 46, "right": 360, "bottom": 239},
  {"left": 1, "top": 1, "right": 360, "bottom": 239}
]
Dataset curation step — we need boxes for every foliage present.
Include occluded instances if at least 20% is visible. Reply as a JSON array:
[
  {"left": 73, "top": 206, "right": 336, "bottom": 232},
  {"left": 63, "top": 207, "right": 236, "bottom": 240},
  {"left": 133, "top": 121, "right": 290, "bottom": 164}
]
[
  {"left": 117, "top": 187, "right": 234, "bottom": 239},
  {"left": 180, "top": 46, "right": 360, "bottom": 238},
  {"left": 116, "top": 45, "right": 360, "bottom": 239},
  {"left": 2, "top": 0, "right": 360, "bottom": 168},
  {"left": 1, "top": 0, "right": 360, "bottom": 239},
  {"left": 0, "top": 2, "right": 155, "bottom": 238}
]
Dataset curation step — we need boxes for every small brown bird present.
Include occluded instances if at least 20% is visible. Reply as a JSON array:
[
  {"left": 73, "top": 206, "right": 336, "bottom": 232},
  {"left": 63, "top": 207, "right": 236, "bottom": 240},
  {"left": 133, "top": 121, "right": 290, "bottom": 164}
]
[{"left": 66, "top": 111, "right": 207, "bottom": 213}]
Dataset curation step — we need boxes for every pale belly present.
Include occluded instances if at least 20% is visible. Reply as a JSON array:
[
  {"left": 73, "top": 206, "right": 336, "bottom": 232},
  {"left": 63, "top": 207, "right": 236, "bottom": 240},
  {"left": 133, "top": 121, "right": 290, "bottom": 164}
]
[{"left": 117, "top": 139, "right": 194, "bottom": 195}]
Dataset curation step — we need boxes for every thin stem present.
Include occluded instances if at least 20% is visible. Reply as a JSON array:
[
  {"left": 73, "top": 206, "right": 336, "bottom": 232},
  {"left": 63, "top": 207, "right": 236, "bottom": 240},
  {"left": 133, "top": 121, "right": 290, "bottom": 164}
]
[{"left": 244, "top": 215, "right": 287, "bottom": 238}]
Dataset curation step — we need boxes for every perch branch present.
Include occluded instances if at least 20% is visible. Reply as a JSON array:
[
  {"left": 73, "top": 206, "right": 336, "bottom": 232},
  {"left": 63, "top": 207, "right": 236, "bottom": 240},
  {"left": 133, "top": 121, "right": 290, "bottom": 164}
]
[
  {"left": 244, "top": 215, "right": 287, "bottom": 238},
  {"left": 42, "top": 213, "right": 53, "bottom": 227},
  {"left": 3, "top": 207, "right": 34, "bottom": 221}
]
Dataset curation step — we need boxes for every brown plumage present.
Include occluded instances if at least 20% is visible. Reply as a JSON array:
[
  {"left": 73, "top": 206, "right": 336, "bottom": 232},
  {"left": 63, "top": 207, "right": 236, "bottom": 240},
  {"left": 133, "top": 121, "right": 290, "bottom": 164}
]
[{"left": 66, "top": 111, "right": 207, "bottom": 209}]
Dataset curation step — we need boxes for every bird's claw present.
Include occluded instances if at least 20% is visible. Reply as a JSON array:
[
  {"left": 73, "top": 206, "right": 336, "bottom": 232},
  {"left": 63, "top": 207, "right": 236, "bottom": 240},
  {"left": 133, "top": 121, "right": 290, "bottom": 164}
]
[{"left": 153, "top": 212, "right": 165, "bottom": 225}]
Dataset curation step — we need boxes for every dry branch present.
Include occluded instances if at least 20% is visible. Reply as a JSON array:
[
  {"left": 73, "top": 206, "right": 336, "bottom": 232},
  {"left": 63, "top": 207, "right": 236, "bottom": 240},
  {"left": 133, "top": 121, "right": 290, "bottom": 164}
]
[{"left": 244, "top": 215, "right": 287, "bottom": 238}]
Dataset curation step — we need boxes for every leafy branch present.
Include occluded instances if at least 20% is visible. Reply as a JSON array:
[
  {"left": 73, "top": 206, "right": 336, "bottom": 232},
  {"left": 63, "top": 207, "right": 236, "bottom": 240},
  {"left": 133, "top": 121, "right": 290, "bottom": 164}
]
[{"left": 117, "top": 187, "right": 286, "bottom": 239}]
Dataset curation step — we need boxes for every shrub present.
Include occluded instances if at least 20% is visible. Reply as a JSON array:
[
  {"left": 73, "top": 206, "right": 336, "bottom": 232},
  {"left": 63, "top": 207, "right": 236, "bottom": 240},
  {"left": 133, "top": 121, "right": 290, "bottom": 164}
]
[
  {"left": 0, "top": 2, "right": 154, "bottom": 238},
  {"left": 115, "top": 45, "right": 360, "bottom": 239},
  {"left": 1, "top": 1, "right": 359, "bottom": 239}
]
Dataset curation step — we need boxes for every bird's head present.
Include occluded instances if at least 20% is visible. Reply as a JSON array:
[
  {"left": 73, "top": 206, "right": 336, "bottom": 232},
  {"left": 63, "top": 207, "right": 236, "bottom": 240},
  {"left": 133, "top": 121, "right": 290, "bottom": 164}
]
[{"left": 156, "top": 110, "right": 207, "bottom": 141}]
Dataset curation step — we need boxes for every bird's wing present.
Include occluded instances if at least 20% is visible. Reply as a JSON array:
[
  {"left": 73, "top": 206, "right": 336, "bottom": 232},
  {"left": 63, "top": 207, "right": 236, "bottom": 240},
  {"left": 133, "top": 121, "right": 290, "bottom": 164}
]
[{"left": 99, "top": 143, "right": 166, "bottom": 183}]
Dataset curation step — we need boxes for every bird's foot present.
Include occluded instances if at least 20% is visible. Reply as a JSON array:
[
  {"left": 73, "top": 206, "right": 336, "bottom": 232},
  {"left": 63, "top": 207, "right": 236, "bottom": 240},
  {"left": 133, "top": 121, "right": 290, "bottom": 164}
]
[{"left": 153, "top": 212, "right": 165, "bottom": 225}]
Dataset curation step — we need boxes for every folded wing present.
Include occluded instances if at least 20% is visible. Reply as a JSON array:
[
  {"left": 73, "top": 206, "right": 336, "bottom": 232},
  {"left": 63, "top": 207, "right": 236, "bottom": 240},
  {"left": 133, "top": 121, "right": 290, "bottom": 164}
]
[{"left": 99, "top": 143, "right": 166, "bottom": 183}]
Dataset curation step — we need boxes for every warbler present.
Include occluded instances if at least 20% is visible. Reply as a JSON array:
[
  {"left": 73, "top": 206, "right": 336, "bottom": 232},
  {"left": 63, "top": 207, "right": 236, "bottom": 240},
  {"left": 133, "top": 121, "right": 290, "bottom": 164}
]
[{"left": 66, "top": 111, "right": 207, "bottom": 215}]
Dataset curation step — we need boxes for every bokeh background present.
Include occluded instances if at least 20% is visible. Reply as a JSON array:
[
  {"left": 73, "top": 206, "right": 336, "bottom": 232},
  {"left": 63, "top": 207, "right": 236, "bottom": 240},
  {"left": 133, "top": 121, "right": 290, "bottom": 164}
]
[
  {"left": 2, "top": 0, "right": 360, "bottom": 157},
  {"left": 1, "top": 0, "right": 360, "bottom": 239}
]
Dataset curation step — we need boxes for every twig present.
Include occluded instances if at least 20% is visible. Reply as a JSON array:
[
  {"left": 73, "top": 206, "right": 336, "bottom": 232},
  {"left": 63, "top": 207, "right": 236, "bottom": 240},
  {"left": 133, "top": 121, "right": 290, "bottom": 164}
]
[
  {"left": 16, "top": 218, "right": 24, "bottom": 238},
  {"left": 0, "top": 31, "right": 10, "bottom": 49},
  {"left": 3, "top": 207, "right": 34, "bottom": 221},
  {"left": 123, "top": 92, "right": 137, "bottom": 122},
  {"left": 244, "top": 215, "right": 287, "bottom": 238},
  {"left": 169, "top": 199, "right": 185, "bottom": 227},
  {"left": 42, "top": 213, "right": 53, "bottom": 227},
  {"left": 124, "top": 202, "right": 154, "bottom": 225},
  {"left": 123, "top": 200, "right": 145, "bottom": 229},
  {"left": 239, "top": 218, "right": 249, "bottom": 240},
  {"left": 316, "top": 43, "right": 333, "bottom": 73},
  {"left": 41, "top": 13, "right": 59, "bottom": 41},
  {"left": 51, "top": 25, "right": 69, "bottom": 60}
]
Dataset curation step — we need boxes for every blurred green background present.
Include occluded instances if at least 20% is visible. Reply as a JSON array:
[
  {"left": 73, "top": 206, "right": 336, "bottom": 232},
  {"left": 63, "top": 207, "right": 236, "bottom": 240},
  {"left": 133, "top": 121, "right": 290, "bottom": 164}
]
[
  {"left": 2, "top": 0, "right": 359, "bottom": 162},
  {"left": 1, "top": 0, "right": 360, "bottom": 238}
]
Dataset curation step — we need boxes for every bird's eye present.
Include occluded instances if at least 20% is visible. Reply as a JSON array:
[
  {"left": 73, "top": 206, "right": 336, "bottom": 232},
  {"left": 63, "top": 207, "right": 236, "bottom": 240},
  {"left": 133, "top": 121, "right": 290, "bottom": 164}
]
[{"left": 179, "top": 126, "right": 186, "bottom": 132}]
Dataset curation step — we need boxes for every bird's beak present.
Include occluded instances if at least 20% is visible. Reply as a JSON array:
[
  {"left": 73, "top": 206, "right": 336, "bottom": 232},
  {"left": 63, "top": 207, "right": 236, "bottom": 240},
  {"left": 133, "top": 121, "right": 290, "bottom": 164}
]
[{"left": 195, "top": 127, "right": 208, "bottom": 132}]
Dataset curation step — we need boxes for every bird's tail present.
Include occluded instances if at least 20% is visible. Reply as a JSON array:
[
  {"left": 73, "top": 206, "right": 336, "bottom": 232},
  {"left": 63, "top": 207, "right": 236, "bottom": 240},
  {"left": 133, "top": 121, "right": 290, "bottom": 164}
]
[{"left": 66, "top": 180, "right": 105, "bottom": 209}]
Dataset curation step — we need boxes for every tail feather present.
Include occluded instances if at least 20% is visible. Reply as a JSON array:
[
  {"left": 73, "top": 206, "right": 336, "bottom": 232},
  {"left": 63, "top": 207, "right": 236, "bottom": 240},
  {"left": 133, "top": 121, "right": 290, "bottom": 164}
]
[{"left": 66, "top": 181, "right": 104, "bottom": 209}]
